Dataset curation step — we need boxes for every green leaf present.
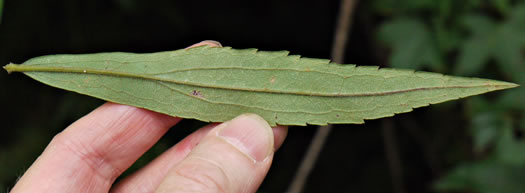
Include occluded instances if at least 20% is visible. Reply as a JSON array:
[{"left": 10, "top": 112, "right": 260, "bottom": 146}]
[
  {"left": 470, "top": 111, "right": 506, "bottom": 152},
  {"left": 453, "top": 15, "right": 494, "bottom": 76},
  {"left": 490, "top": 0, "right": 511, "bottom": 15},
  {"left": 497, "top": 87, "right": 525, "bottom": 111},
  {"left": 495, "top": 124, "right": 525, "bottom": 165},
  {"left": 436, "top": 124, "right": 525, "bottom": 193},
  {"left": 465, "top": 96, "right": 515, "bottom": 153},
  {"left": 378, "top": 18, "right": 444, "bottom": 72},
  {"left": 454, "top": 5, "right": 525, "bottom": 83},
  {"left": 434, "top": 160, "right": 525, "bottom": 193},
  {"left": 3, "top": 46, "right": 517, "bottom": 126}
]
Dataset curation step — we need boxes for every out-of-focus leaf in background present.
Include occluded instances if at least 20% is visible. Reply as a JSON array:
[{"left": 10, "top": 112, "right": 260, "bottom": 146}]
[
  {"left": 454, "top": 5, "right": 525, "bottom": 82},
  {"left": 378, "top": 18, "right": 444, "bottom": 72},
  {"left": 495, "top": 123, "right": 525, "bottom": 165},
  {"left": 490, "top": 0, "right": 511, "bottom": 15},
  {"left": 497, "top": 88, "right": 525, "bottom": 111},
  {"left": 465, "top": 97, "right": 509, "bottom": 153},
  {"left": 373, "top": 1, "right": 525, "bottom": 193},
  {"left": 435, "top": 125, "right": 525, "bottom": 193},
  {"left": 459, "top": 3, "right": 525, "bottom": 160},
  {"left": 470, "top": 111, "right": 506, "bottom": 153},
  {"left": 434, "top": 159, "right": 525, "bottom": 193}
]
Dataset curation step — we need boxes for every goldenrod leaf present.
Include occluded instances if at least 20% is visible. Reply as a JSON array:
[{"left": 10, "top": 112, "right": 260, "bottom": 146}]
[{"left": 3, "top": 46, "right": 518, "bottom": 126}]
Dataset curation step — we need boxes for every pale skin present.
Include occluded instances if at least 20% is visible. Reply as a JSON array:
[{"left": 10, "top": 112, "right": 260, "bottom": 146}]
[{"left": 10, "top": 41, "right": 288, "bottom": 193}]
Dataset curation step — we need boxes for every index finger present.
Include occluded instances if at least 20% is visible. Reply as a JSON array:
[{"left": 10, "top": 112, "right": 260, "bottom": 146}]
[{"left": 11, "top": 103, "right": 180, "bottom": 193}]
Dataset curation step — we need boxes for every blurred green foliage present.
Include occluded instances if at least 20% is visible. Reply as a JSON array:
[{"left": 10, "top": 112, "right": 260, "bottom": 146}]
[
  {"left": 1, "top": 0, "right": 524, "bottom": 192},
  {"left": 378, "top": 18, "right": 444, "bottom": 72},
  {"left": 0, "top": 0, "right": 3, "bottom": 22},
  {"left": 0, "top": 0, "right": 4, "bottom": 23},
  {"left": 374, "top": 0, "right": 525, "bottom": 192}
]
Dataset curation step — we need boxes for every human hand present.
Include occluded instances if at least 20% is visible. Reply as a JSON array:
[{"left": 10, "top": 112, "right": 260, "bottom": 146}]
[{"left": 10, "top": 41, "right": 288, "bottom": 193}]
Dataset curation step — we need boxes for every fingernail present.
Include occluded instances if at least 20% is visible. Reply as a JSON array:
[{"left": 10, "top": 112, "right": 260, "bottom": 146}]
[{"left": 217, "top": 114, "right": 274, "bottom": 162}]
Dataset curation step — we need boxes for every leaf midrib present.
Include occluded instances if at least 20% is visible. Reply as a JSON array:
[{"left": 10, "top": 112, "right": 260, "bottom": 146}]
[{"left": 4, "top": 63, "right": 514, "bottom": 97}]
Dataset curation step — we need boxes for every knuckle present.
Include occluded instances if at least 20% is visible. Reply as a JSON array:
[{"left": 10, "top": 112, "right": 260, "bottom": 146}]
[{"left": 50, "top": 132, "right": 121, "bottom": 181}]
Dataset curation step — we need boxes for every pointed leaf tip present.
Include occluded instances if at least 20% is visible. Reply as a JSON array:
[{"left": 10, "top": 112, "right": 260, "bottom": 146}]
[
  {"left": 485, "top": 80, "right": 519, "bottom": 90},
  {"left": 499, "top": 82, "right": 519, "bottom": 89}
]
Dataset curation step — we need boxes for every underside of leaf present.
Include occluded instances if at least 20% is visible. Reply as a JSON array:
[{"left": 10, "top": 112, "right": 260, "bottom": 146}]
[{"left": 3, "top": 46, "right": 518, "bottom": 126}]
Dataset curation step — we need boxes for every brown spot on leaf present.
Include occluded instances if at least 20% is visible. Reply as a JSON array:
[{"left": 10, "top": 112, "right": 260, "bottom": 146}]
[
  {"left": 270, "top": 76, "right": 276, "bottom": 84},
  {"left": 191, "top": 90, "right": 204, "bottom": 98}
]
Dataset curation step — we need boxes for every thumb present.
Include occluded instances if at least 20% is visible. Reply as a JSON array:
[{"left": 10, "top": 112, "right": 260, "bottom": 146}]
[{"left": 154, "top": 114, "right": 276, "bottom": 193}]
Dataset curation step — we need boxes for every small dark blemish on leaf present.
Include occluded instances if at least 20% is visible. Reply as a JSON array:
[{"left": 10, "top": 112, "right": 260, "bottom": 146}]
[
  {"left": 191, "top": 90, "right": 204, "bottom": 98},
  {"left": 336, "top": 114, "right": 340, "bottom": 117}
]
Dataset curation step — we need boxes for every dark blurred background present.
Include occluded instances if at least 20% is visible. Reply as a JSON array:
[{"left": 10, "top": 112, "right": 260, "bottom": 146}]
[{"left": 1, "top": 0, "right": 525, "bottom": 192}]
